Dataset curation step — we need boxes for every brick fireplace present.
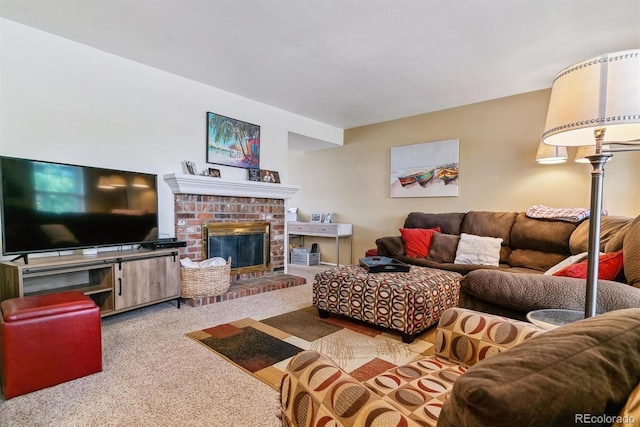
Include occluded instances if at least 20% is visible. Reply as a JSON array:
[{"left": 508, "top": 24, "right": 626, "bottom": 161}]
[
  {"left": 165, "top": 173, "right": 301, "bottom": 281},
  {"left": 173, "top": 194, "right": 285, "bottom": 278}
]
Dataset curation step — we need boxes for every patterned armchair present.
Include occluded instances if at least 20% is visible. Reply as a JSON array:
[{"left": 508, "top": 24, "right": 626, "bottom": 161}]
[
  {"left": 280, "top": 307, "right": 640, "bottom": 427},
  {"left": 280, "top": 307, "right": 543, "bottom": 426}
]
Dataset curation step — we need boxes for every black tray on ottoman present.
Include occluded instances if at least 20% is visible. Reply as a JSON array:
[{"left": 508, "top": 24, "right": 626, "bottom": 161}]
[{"left": 359, "top": 256, "right": 410, "bottom": 273}]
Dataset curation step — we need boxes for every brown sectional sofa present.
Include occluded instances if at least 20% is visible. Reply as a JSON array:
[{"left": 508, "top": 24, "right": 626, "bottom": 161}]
[{"left": 376, "top": 211, "right": 640, "bottom": 320}]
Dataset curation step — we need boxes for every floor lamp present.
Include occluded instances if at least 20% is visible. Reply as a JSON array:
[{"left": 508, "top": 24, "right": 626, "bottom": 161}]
[{"left": 541, "top": 49, "right": 640, "bottom": 318}]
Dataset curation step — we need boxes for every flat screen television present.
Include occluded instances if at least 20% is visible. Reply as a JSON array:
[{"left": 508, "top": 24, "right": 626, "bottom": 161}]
[{"left": 0, "top": 156, "right": 159, "bottom": 261}]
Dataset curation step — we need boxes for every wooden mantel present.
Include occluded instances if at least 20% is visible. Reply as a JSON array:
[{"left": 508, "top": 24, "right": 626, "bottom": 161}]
[{"left": 163, "top": 173, "right": 300, "bottom": 199}]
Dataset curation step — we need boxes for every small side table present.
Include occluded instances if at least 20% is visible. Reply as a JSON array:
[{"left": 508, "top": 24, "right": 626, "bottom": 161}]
[
  {"left": 287, "top": 221, "right": 353, "bottom": 267},
  {"left": 526, "top": 309, "right": 585, "bottom": 330}
]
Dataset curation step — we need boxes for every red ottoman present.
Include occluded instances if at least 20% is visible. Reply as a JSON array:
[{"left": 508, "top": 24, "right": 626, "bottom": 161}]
[{"left": 1, "top": 291, "right": 102, "bottom": 399}]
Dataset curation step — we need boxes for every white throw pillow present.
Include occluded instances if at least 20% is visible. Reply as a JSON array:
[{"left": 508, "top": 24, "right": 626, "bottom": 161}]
[
  {"left": 454, "top": 233, "right": 503, "bottom": 266},
  {"left": 543, "top": 252, "right": 590, "bottom": 275}
]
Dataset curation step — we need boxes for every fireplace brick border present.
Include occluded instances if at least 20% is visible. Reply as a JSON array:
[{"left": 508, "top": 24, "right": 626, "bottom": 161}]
[{"left": 174, "top": 194, "right": 285, "bottom": 279}]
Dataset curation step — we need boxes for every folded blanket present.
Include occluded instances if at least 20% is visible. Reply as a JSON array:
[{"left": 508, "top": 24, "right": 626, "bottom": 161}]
[
  {"left": 525, "top": 204, "right": 607, "bottom": 223},
  {"left": 180, "top": 256, "right": 228, "bottom": 268}
]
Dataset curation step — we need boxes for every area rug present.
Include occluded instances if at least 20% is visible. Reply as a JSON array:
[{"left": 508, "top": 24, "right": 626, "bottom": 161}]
[{"left": 186, "top": 306, "right": 435, "bottom": 390}]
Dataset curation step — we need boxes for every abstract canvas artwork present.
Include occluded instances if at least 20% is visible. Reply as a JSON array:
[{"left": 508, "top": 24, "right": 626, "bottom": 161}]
[{"left": 390, "top": 139, "right": 459, "bottom": 198}]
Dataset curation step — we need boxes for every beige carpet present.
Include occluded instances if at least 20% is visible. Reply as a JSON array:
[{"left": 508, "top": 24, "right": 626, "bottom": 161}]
[{"left": 0, "top": 264, "right": 324, "bottom": 427}]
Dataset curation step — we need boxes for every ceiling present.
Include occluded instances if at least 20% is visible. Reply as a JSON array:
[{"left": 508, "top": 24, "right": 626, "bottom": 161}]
[{"left": 1, "top": 0, "right": 639, "bottom": 130}]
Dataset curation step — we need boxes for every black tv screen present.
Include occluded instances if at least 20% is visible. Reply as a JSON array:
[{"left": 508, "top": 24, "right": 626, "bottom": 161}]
[{"left": 0, "top": 156, "right": 159, "bottom": 256}]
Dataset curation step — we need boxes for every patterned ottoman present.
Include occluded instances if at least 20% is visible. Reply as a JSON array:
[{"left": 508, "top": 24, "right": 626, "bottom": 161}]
[{"left": 312, "top": 265, "right": 462, "bottom": 343}]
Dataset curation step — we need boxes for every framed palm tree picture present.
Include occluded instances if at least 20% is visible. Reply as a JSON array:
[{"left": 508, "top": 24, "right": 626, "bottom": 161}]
[{"left": 206, "top": 112, "right": 260, "bottom": 168}]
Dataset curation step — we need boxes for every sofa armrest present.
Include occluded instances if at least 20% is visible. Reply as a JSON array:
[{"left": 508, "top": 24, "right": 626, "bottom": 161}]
[
  {"left": 438, "top": 308, "right": 640, "bottom": 427},
  {"left": 375, "top": 236, "right": 404, "bottom": 257},
  {"left": 460, "top": 269, "right": 640, "bottom": 317},
  {"left": 280, "top": 350, "right": 420, "bottom": 427},
  {"left": 435, "top": 307, "right": 544, "bottom": 367}
]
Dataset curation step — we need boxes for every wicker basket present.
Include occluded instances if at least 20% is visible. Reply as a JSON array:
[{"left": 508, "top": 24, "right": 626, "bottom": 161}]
[{"left": 180, "top": 257, "right": 231, "bottom": 298}]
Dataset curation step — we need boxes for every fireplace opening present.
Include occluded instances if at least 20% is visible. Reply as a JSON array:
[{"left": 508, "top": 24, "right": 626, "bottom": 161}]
[{"left": 202, "top": 222, "right": 270, "bottom": 274}]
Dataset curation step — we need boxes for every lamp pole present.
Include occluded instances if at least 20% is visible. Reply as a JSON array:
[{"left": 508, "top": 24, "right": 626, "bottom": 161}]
[
  {"left": 584, "top": 128, "right": 612, "bottom": 318},
  {"left": 540, "top": 49, "right": 640, "bottom": 317}
]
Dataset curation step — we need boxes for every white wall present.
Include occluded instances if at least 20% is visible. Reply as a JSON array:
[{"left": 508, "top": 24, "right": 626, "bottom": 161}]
[{"left": 0, "top": 19, "right": 342, "bottom": 244}]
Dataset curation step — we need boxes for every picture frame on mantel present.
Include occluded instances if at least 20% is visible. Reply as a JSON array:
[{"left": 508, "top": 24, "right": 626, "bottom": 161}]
[
  {"left": 260, "top": 169, "right": 280, "bottom": 183},
  {"left": 248, "top": 168, "right": 261, "bottom": 182},
  {"left": 206, "top": 112, "right": 260, "bottom": 169},
  {"left": 182, "top": 160, "right": 197, "bottom": 175}
]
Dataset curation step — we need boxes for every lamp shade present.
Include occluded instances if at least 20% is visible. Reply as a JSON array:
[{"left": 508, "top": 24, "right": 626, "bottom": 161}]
[
  {"left": 98, "top": 176, "right": 113, "bottom": 189},
  {"left": 132, "top": 176, "right": 149, "bottom": 188},
  {"left": 109, "top": 174, "right": 126, "bottom": 187},
  {"left": 536, "top": 142, "right": 567, "bottom": 164},
  {"left": 542, "top": 49, "right": 640, "bottom": 146}
]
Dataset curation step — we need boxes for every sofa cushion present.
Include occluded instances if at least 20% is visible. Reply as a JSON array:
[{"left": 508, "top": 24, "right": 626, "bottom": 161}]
[
  {"left": 624, "top": 215, "right": 640, "bottom": 288},
  {"left": 434, "top": 308, "right": 543, "bottom": 367},
  {"left": 508, "top": 213, "right": 578, "bottom": 271},
  {"left": 459, "top": 269, "right": 640, "bottom": 317},
  {"left": 552, "top": 250, "right": 624, "bottom": 281},
  {"left": 282, "top": 350, "right": 419, "bottom": 427},
  {"left": 426, "top": 233, "right": 460, "bottom": 263},
  {"left": 375, "top": 236, "right": 405, "bottom": 258},
  {"left": 510, "top": 212, "right": 577, "bottom": 254},
  {"left": 437, "top": 308, "right": 640, "bottom": 427},
  {"left": 400, "top": 227, "right": 440, "bottom": 258},
  {"left": 454, "top": 234, "right": 502, "bottom": 267},
  {"left": 605, "top": 220, "right": 632, "bottom": 253},
  {"left": 404, "top": 212, "right": 466, "bottom": 235},
  {"left": 570, "top": 215, "right": 633, "bottom": 254},
  {"left": 459, "top": 211, "right": 517, "bottom": 247},
  {"left": 507, "top": 249, "right": 566, "bottom": 273},
  {"left": 364, "top": 356, "right": 466, "bottom": 426}
]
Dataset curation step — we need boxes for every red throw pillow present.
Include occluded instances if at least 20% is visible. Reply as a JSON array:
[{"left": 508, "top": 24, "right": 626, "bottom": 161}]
[
  {"left": 553, "top": 250, "right": 624, "bottom": 280},
  {"left": 400, "top": 227, "right": 441, "bottom": 258}
]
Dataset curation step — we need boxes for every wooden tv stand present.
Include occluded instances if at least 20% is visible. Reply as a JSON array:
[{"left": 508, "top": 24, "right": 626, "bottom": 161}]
[{"left": 0, "top": 248, "right": 180, "bottom": 317}]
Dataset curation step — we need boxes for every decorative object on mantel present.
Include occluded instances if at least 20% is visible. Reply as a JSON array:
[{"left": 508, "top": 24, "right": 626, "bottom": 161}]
[
  {"left": 206, "top": 111, "right": 260, "bottom": 169},
  {"left": 182, "top": 160, "right": 197, "bottom": 175},
  {"left": 205, "top": 168, "right": 220, "bottom": 178},
  {"left": 248, "top": 168, "right": 261, "bottom": 182},
  {"left": 323, "top": 212, "right": 333, "bottom": 223},
  {"left": 260, "top": 169, "right": 280, "bottom": 183},
  {"left": 390, "top": 139, "right": 460, "bottom": 198}
]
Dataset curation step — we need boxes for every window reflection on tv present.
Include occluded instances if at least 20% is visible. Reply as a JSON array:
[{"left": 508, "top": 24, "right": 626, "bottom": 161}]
[{"left": 0, "top": 156, "right": 159, "bottom": 255}]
